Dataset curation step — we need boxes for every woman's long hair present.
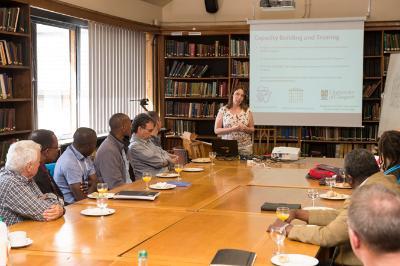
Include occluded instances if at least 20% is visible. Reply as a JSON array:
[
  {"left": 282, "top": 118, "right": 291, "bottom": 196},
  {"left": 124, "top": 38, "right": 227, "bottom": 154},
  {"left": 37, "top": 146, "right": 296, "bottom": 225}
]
[{"left": 226, "top": 87, "right": 249, "bottom": 111}]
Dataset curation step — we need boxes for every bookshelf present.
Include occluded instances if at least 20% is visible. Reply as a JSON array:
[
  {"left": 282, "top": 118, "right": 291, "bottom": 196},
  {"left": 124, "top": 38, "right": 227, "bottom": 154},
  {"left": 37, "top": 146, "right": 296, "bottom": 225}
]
[
  {"left": 0, "top": 0, "right": 32, "bottom": 164},
  {"left": 158, "top": 27, "right": 249, "bottom": 149},
  {"left": 159, "top": 22, "right": 400, "bottom": 157}
]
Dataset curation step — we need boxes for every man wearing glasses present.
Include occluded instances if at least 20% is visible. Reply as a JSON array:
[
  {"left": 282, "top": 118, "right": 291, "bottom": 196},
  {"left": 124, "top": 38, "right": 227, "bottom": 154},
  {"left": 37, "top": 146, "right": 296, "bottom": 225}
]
[
  {"left": 29, "top": 129, "right": 63, "bottom": 201},
  {"left": 128, "top": 113, "right": 179, "bottom": 178}
]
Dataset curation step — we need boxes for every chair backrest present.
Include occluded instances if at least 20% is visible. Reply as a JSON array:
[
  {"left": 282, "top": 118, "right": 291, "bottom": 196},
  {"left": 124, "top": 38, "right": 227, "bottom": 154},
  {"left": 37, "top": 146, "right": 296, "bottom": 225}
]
[{"left": 181, "top": 138, "right": 212, "bottom": 159}]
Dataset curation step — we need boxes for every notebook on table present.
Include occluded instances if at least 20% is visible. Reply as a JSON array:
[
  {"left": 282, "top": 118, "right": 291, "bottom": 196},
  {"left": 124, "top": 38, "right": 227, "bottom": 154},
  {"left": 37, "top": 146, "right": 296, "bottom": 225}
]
[
  {"left": 210, "top": 249, "right": 256, "bottom": 266},
  {"left": 113, "top": 190, "right": 160, "bottom": 201},
  {"left": 212, "top": 139, "right": 239, "bottom": 159}
]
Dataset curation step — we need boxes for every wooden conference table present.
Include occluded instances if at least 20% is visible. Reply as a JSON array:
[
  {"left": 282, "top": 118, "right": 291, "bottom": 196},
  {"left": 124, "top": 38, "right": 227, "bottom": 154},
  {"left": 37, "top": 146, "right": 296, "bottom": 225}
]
[{"left": 9, "top": 157, "right": 349, "bottom": 265}]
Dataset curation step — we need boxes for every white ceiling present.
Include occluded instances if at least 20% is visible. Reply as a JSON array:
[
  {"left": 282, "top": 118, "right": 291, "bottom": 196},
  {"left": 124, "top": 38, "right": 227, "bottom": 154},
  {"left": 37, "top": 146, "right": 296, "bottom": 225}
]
[{"left": 141, "top": 0, "right": 172, "bottom": 7}]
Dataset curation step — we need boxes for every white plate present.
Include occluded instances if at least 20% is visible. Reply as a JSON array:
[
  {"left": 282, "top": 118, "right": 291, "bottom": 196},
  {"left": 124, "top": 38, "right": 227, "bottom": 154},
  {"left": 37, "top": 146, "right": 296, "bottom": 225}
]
[
  {"left": 149, "top": 182, "right": 177, "bottom": 190},
  {"left": 183, "top": 167, "right": 204, "bottom": 172},
  {"left": 319, "top": 193, "right": 350, "bottom": 200},
  {"left": 191, "top": 158, "right": 211, "bottom": 163},
  {"left": 302, "top": 206, "right": 335, "bottom": 211},
  {"left": 156, "top": 173, "right": 179, "bottom": 178},
  {"left": 10, "top": 238, "right": 33, "bottom": 248},
  {"left": 80, "top": 208, "right": 115, "bottom": 216},
  {"left": 271, "top": 254, "right": 319, "bottom": 266},
  {"left": 87, "top": 192, "right": 115, "bottom": 199},
  {"left": 333, "top": 183, "right": 352, "bottom": 189}
]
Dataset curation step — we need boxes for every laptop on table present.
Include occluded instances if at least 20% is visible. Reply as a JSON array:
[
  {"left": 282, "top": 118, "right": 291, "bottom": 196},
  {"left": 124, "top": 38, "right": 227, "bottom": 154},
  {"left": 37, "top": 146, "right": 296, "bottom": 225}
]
[{"left": 212, "top": 139, "right": 239, "bottom": 160}]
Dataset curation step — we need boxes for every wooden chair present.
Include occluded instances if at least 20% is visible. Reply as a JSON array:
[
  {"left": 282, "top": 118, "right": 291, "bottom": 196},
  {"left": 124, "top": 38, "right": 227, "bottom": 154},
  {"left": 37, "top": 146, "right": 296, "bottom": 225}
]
[
  {"left": 181, "top": 132, "right": 213, "bottom": 159},
  {"left": 252, "top": 126, "right": 277, "bottom": 155}
]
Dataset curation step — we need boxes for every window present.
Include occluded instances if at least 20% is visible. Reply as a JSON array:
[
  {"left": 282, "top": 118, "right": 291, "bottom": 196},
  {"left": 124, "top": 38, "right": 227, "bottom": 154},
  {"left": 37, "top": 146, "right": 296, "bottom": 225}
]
[{"left": 32, "top": 11, "right": 88, "bottom": 140}]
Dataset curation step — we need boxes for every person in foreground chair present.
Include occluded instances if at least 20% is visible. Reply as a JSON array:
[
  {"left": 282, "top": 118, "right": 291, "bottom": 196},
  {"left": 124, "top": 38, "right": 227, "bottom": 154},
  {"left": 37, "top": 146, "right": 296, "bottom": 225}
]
[
  {"left": 95, "top": 113, "right": 133, "bottom": 189},
  {"left": 267, "top": 148, "right": 399, "bottom": 266},
  {"left": 0, "top": 140, "right": 64, "bottom": 226},
  {"left": 128, "top": 113, "right": 179, "bottom": 178},
  {"left": 348, "top": 184, "right": 400, "bottom": 266},
  {"left": 378, "top": 130, "right": 400, "bottom": 181},
  {"left": 54, "top": 127, "right": 98, "bottom": 204},
  {"left": 29, "top": 129, "right": 63, "bottom": 200}
]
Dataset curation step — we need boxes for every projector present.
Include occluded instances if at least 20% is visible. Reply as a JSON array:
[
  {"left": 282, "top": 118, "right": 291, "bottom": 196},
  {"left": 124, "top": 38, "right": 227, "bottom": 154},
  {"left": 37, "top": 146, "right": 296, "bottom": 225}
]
[
  {"left": 260, "top": 0, "right": 296, "bottom": 10},
  {"left": 271, "top": 147, "right": 300, "bottom": 161}
]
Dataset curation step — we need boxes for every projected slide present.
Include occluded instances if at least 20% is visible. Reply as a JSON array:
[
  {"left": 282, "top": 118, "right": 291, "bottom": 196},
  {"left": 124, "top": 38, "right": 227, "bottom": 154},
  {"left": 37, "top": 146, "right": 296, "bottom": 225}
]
[{"left": 249, "top": 18, "right": 364, "bottom": 127}]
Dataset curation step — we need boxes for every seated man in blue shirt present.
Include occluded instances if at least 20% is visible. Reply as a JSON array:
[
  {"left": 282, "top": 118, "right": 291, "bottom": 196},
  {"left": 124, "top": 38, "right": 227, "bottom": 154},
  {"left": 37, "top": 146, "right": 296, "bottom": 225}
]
[
  {"left": 54, "top": 127, "right": 98, "bottom": 204},
  {"left": 128, "top": 113, "right": 179, "bottom": 178}
]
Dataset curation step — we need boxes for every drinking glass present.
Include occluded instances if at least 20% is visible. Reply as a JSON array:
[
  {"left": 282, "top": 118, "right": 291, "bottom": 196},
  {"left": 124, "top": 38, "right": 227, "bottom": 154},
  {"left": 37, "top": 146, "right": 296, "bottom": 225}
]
[
  {"left": 142, "top": 172, "right": 152, "bottom": 190},
  {"left": 96, "top": 196, "right": 108, "bottom": 210},
  {"left": 97, "top": 183, "right": 108, "bottom": 196},
  {"left": 276, "top": 207, "right": 290, "bottom": 221},
  {"left": 325, "top": 176, "right": 336, "bottom": 193},
  {"left": 174, "top": 163, "right": 183, "bottom": 181},
  {"left": 270, "top": 226, "right": 286, "bottom": 255},
  {"left": 209, "top": 152, "right": 217, "bottom": 165},
  {"left": 307, "top": 189, "right": 319, "bottom": 208}
]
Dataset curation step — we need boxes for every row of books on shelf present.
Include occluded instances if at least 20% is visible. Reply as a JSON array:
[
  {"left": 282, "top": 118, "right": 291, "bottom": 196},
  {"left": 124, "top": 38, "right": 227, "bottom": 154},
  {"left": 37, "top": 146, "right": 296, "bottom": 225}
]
[
  {"left": 231, "top": 78, "right": 249, "bottom": 92},
  {"left": 230, "top": 39, "right": 249, "bottom": 57},
  {"left": 364, "top": 59, "right": 380, "bottom": 77},
  {"left": 165, "top": 80, "right": 228, "bottom": 97},
  {"left": 165, "top": 40, "right": 228, "bottom": 57},
  {"left": 0, "top": 73, "right": 13, "bottom": 99},
  {"left": 364, "top": 33, "right": 381, "bottom": 56},
  {"left": 165, "top": 120, "right": 196, "bottom": 136},
  {"left": 302, "top": 126, "right": 379, "bottom": 141},
  {"left": 0, "top": 40, "right": 23, "bottom": 66},
  {"left": 0, "top": 138, "right": 16, "bottom": 164},
  {"left": 302, "top": 143, "right": 376, "bottom": 158},
  {"left": 0, "top": 7, "right": 25, "bottom": 33},
  {"left": 231, "top": 60, "right": 249, "bottom": 77},
  {"left": 363, "top": 80, "right": 381, "bottom": 98},
  {"left": 167, "top": 61, "right": 208, "bottom": 78},
  {"left": 363, "top": 103, "right": 380, "bottom": 121},
  {"left": 0, "top": 108, "right": 15, "bottom": 132},
  {"left": 165, "top": 101, "right": 224, "bottom": 118},
  {"left": 384, "top": 32, "right": 400, "bottom": 51}
]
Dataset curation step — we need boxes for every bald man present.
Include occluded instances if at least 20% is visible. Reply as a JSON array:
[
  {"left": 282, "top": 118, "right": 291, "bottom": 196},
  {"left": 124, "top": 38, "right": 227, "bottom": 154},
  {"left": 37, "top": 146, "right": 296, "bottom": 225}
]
[
  {"left": 95, "top": 113, "right": 133, "bottom": 189},
  {"left": 54, "top": 127, "right": 98, "bottom": 204}
]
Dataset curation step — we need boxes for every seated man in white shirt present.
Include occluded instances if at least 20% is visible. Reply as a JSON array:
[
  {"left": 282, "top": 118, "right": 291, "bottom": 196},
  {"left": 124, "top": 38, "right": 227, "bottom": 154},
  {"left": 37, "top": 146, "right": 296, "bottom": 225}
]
[{"left": 128, "top": 113, "right": 179, "bottom": 178}]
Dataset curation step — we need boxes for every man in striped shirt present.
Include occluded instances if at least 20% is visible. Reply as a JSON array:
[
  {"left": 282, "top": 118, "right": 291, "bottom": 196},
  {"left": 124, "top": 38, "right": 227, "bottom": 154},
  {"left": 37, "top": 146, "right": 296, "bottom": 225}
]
[{"left": 0, "top": 140, "right": 64, "bottom": 226}]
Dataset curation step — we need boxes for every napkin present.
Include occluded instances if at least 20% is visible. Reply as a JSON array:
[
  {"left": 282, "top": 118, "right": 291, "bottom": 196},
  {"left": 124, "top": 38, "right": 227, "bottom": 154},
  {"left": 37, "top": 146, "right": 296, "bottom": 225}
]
[
  {"left": 261, "top": 202, "right": 301, "bottom": 211},
  {"left": 166, "top": 181, "right": 191, "bottom": 187}
]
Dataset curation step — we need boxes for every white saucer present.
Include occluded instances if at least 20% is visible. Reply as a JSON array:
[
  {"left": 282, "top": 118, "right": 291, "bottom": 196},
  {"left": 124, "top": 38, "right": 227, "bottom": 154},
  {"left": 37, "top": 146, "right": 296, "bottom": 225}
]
[
  {"left": 333, "top": 183, "right": 352, "bottom": 189},
  {"left": 271, "top": 254, "right": 318, "bottom": 266},
  {"left": 87, "top": 192, "right": 115, "bottom": 199},
  {"left": 11, "top": 238, "right": 33, "bottom": 248},
  {"left": 183, "top": 167, "right": 204, "bottom": 172},
  {"left": 80, "top": 208, "right": 115, "bottom": 216},
  {"left": 191, "top": 158, "right": 211, "bottom": 163},
  {"left": 156, "top": 173, "right": 179, "bottom": 178},
  {"left": 302, "top": 206, "right": 335, "bottom": 211},
  {"left": 149, "top": 182, "right": 177, "bottom": 190},
  {"left": 319, "top": 193, "right": 350, "bottom": 200}
]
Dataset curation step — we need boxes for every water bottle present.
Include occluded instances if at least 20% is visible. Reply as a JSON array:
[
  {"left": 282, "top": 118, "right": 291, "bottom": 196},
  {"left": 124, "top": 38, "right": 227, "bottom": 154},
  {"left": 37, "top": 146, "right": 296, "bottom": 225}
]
[
  {"left": 0, "top": 217, "right": 9, "bottom": 266},
  {"left": 138, "top": 250, "right": 148, "bottom": 266}
]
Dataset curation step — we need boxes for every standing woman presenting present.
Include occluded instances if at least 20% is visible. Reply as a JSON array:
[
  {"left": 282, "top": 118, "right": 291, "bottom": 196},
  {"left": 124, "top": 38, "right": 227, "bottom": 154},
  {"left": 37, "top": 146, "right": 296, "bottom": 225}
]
[{"left": 214, "top": 87, "right": 255, "bottom": 156}]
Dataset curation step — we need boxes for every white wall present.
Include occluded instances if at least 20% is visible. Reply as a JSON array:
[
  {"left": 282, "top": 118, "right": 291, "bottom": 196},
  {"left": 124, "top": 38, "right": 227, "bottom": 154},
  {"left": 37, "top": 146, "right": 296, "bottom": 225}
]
[
  {"left": 58, "top": 0, "right": 162, "bottom": 25},
  {"left": 161, "top": 0, "right": 400, "bottom": 25}
]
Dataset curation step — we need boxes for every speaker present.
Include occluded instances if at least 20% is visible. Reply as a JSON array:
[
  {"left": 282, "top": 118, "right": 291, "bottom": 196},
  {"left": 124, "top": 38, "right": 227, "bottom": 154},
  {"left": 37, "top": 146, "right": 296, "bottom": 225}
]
[{"left": 204, "top": 0, "right": 219, "bottom": 13}]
